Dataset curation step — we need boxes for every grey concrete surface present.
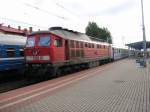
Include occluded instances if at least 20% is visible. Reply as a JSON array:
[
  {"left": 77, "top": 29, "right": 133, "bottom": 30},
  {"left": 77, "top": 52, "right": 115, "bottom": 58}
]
[{"left": 16, "top": 59, "right": 150, "bottom": 112}]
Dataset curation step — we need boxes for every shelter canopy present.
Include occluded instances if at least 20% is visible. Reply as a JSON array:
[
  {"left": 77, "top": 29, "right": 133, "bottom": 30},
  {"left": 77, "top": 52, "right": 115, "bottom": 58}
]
[{"left": 126, "top": 41, "right": 150, "bottom": 50}]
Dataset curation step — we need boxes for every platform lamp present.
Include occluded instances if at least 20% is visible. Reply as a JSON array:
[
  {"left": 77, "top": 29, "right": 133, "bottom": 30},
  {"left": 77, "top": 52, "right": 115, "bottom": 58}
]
[{"left": 141, "top": 0, "right": 147, "bottom": 67}]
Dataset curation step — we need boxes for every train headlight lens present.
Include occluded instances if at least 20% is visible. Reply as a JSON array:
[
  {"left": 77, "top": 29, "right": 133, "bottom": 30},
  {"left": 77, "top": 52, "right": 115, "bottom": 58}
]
[
  {"left": 26, "top": 56, "right": 33, "bottom": 61},
  {"left": 26, "top": 56, "right": 50, "bottom": 61},
  {"left": 40, "top": 56, "right": 49, "bottom": 60}
]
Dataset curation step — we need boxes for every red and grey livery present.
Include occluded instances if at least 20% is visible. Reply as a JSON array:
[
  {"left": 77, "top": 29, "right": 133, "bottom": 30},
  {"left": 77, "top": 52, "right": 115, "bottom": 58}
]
[{"left": 24, "top": 27, "right": 112, "bottom": 76}]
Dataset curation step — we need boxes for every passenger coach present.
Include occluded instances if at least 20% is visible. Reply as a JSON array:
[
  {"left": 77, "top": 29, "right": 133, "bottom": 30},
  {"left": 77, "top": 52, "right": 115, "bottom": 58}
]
[
  {"left": 0, "top": 33, "right": 26, "bottom": 72},
  {"left": 25, "top": 27, "right": 112, "bottom": 76}
]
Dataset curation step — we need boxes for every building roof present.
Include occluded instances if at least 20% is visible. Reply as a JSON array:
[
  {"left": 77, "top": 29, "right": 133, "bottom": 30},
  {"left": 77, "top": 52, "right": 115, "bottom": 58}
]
[
  {"left": 0, "top": 25, "right": 25, "bottom": 34},
  {"left": 126, "top": 41, "right": 150, "bottom": 50}
]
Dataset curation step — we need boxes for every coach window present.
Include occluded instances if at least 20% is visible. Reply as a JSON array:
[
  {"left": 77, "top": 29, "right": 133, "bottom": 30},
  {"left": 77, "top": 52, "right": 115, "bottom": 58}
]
[
  {"left": 7, "top": 48, "right": 14, "bottom": 57},
  {"left": 54, "top": 39, "right": 62, "bottom": 47},
  {"left": 19, "top": 49, "right": 24, "bottom": 56}
]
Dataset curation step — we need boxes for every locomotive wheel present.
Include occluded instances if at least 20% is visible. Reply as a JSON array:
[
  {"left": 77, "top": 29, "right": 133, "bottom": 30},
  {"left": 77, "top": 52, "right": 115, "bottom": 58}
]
[{"left": 55, "top": 68, "right": 62, "bottom": 77}]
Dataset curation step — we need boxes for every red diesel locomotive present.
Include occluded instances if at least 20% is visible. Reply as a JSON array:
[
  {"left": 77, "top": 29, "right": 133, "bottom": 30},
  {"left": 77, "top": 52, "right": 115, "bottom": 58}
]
[{"left": 24, "top": 27, "right": 112, "bottom": 76}]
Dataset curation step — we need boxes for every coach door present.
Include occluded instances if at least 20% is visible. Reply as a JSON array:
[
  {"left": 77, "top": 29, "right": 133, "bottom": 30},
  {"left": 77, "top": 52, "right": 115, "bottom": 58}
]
[{"left": 65, "top": 40, "right": 70, "bottom": 60}]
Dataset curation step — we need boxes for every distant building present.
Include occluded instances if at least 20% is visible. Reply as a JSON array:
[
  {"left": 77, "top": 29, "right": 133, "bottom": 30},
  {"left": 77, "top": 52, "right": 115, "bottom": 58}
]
[{"left": 0, "top": 24, "right": 32, "bottom": 36}]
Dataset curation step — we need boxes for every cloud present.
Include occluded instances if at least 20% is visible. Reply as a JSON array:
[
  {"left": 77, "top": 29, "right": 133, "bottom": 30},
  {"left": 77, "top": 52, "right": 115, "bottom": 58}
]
[
  {"left": 102, "top": 0, "right": 135, "bottom": 15},
  {"left": 81, "top": 0, "right": 136, "bottom": 17}
]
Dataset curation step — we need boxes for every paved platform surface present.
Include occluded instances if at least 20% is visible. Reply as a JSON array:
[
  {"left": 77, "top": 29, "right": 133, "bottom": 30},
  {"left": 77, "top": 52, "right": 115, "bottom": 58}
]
[{"left": 5, "top": 59, "right": 150, "bottom": 112}]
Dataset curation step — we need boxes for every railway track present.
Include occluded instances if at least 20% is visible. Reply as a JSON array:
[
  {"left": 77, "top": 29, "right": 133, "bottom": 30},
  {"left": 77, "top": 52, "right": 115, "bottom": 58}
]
[
  {"left": 0, "top": 72, "right": 53, "bottom": 93},
  {"left": 0, "top": 61, "right": 111, "bottom": 94}
]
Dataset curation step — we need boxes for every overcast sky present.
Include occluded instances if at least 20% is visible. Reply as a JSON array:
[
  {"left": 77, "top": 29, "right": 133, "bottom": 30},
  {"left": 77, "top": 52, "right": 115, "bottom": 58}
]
[{"left": 0, "top": 0, "right": 150, "bottom": 47}]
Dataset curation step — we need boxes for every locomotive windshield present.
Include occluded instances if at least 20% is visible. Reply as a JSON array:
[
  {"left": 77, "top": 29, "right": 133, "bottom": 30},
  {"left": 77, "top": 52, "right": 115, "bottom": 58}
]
[
  {"left": 38, "top": 36, "right": 50, "bottom": 47},
  {"left": 26, "top": 37, "right": 35, "bottom": 47}
]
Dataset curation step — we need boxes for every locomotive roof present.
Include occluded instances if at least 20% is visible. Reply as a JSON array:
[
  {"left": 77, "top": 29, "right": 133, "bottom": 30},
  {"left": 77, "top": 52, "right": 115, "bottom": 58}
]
[
  {"left": 0, "top": 33, "right": 27, "bottom": 45},
  {"left": 30, "top": 28, "right": 109, "bottom": 46}
]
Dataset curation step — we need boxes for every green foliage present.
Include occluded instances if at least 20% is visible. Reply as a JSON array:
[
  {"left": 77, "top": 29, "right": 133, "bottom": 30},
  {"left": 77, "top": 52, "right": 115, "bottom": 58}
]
[{"left": 85, "top": 22, "right": 112, "bottom": 44}]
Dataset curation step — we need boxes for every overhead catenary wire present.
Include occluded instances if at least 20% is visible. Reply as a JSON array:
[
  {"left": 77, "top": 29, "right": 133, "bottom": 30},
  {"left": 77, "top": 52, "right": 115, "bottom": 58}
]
[
  {"left": 0, "top": 17, "right": 48, "bottom": 29},
  {"left": 54, "top": 2, "right": 79, "bottom": 17},
  {"left": 24, "top": 3, "right": 69, "bottom": 21}
]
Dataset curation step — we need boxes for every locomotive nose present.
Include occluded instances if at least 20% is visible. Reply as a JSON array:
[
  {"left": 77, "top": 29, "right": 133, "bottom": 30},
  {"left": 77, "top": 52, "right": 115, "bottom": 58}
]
[
  {"left": 25, "top": 48, "right": 50, "bottom": 61},
  {"left": 32, "top": 49, "right": 40, "bottom": 56}
]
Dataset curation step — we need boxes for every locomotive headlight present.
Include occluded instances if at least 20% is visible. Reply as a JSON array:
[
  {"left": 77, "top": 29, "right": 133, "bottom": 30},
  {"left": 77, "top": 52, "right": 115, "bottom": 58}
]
[
  {"left": 26, "top": 56, "right": 33, "bottom": 61},
  {"left": 40, "top": 56, "right": 50, "bottom": 60},
  {"left": 25, "top": 56, "right": 50, "bottom": 61}
]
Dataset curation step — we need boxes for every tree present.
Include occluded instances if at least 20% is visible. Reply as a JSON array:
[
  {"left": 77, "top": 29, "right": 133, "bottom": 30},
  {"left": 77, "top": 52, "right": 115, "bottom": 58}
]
[{"left": 85, "top": 22, "right": 112, "bottom": 44}]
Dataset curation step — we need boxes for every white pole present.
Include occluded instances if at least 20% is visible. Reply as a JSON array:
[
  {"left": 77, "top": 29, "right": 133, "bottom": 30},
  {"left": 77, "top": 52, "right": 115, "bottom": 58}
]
[{"left": 141, "top": 0, "right": 147, "bottom": 66}]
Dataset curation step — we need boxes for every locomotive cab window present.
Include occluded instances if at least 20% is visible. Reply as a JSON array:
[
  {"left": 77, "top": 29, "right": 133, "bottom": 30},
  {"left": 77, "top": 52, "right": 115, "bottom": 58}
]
[
  {"left": 26, "top": 37, "right": 35, "bottom": 47},
  {"left": 38, "top": 36, "right": 50, "bottom": 47},
  {"left": 54, "top": 39, "right": 62, "bottom": 47}
]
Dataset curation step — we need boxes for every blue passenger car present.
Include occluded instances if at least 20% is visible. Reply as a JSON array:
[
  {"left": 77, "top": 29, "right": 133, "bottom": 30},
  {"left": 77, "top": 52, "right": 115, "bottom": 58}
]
[
  {"left": 0, "top": 33, "right": 26, "bottom": 72},
  {"left": 112, "top": 48, "right": 128, "bottom": 60}
]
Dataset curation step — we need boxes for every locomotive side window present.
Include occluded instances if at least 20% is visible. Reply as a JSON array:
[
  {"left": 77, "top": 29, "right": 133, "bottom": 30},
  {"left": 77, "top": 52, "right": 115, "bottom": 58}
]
[
  {"left": 7, "top": 48, "right": 14, "bottom": 57},
  {"left": 38, "top": 36, "right": 50, "bottom": 47},
  {"left": 97, "top": 44, "right": 100, "bottom": 48},
  {"left": 88, "top": 43, "right": 91, "bottom": 48},
  {"left": 26, "top": 37, "right": 35, "bottom": 47},
  {"left": 71, "top": 50, "right": 75, "bottom": 57},
  {"left": 76, "top": 50, "right": 80, "bottom": 57},
  {"left": 80, "top": 42, "right": 83, "bottom": 48},
  {"left": 70, "top": 40, "right": 74, "bottom": 48},
  {"left": 92, "top": 44, "right": 94, "bottom": 48},
  {"left": 54, "top": 39, "right": 62, "bottom": 47},
  {"left": 85, "top": 43, "right": 88, "bottom": 47},
  {"left": 76, "top": 41, "right": 79, "bottom": 48}
]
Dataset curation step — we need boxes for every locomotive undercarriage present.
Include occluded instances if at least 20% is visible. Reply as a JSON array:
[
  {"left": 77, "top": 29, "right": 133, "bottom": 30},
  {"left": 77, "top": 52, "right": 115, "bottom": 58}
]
[{"left": 25, "top": 57, "right": 111, "bottom": 77}]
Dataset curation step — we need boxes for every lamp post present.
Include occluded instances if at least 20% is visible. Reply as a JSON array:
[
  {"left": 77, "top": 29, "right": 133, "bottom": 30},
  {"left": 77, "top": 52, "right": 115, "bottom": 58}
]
[{"left": 141, "top": 0, "right": 147, "bottom": 66}]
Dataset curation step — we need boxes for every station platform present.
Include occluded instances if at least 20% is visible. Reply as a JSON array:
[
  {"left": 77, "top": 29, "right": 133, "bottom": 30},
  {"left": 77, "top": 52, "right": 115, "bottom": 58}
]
[{"left": 0, "top": 59, "right": 150, "bottom": 112}]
